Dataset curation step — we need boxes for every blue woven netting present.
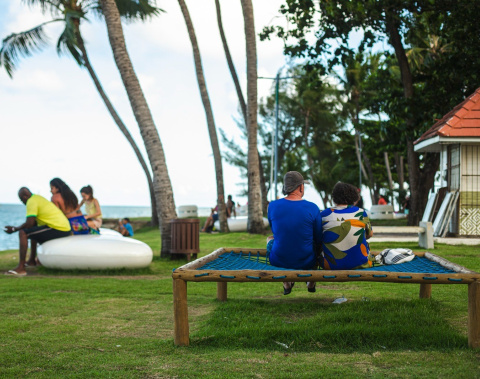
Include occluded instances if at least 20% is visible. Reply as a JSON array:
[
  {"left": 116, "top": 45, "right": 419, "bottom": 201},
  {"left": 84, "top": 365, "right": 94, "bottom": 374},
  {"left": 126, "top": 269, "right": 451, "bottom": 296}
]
[{"left": 196, "top": 251, "right": 456, "bottom": 274}]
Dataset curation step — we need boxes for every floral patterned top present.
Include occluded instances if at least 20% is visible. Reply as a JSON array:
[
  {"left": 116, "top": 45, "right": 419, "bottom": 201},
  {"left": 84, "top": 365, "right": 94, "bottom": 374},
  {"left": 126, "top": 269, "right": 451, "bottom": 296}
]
[{"left": 319, "top": 205, "right": 372, "bottom": 270}]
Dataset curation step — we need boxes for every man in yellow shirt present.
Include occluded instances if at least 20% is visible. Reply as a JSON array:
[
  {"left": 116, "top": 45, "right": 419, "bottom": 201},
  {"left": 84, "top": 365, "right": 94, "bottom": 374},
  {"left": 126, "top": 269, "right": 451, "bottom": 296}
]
[{"left": 4, "top": 187, "right": 71, "bottom": 276}]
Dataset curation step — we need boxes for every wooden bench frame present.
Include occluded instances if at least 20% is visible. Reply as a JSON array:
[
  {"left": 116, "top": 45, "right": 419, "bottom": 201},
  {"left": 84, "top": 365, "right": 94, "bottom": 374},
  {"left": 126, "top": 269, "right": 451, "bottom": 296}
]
[{"left": 172, "top": 247, "right": 480, "bottom": 348}]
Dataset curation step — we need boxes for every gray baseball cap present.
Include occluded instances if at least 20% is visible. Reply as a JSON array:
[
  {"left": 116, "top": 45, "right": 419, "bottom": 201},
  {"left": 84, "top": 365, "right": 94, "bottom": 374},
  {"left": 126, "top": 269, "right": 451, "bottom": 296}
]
[{"left": 282, "top": 171, "right": 310, "bottom": 195}]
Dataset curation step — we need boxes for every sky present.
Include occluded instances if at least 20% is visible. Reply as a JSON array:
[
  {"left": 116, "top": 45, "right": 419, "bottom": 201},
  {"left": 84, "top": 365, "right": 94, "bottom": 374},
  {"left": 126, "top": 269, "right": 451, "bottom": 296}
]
[{"left": 0, "top": 0, "right": 361, "bottom": 211}]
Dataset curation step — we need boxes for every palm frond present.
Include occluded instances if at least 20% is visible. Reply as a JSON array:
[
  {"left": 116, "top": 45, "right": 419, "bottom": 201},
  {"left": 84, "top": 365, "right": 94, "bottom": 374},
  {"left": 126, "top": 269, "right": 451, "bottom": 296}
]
[
  {"left": 91, "top": 0, "right": 163, "bottom": 21},
  {"left": 0, "top": 21, "right": 59, "bottom": 77},
  {"left": 117, "top": 0, "right": 163, "bottom": 20},
  {"left": 22, "top": 0, "right": 62, "bottom": 17},
  {"left": 56, "top": 20, "right": 82, "bottom": 66}
]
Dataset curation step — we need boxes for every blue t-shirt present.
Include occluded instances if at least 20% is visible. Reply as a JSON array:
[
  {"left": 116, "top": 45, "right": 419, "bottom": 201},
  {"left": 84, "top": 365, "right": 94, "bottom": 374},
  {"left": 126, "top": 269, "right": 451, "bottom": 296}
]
[
  {"left": 124, "top": 223, "right": 134, "bottom": 236},
  {"left": 267, "top": 198, "right": 322, "bottom": 269}
]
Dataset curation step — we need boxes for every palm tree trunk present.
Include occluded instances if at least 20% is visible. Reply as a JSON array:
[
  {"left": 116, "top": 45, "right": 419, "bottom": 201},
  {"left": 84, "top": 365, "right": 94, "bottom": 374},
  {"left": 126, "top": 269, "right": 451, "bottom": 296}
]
[
  {"left": 384, "top": 152, "right": 394, "bottom": 191},
  {"left": 386, "top": 13, "right": 437, "bottom": 225},
  {"left": 354, "top": 131, "right": 374, "bottom": 203},
  {"left": 362, "top": 149, "right": 377, "bottom": 203},
  {"left": 240, "top": 0, "right": 264, "bottom": 233},
  {"left": 303, "top": 110, "right": 321, "bottom": 195},
  {"left": 178, "top": 0, "right": 228, "bottom": 232},
  {"left": 215, "top": 0, "right": 247, "bottom": 123},
  {"left": 258, "top": 153, "right": 268, "bottom": 215},
  {"left": 100, "top": 0, "right": 177, "bottom": 256},
  {"left": 394, "top": 152, "right": 404, "bottom": 189},
  {"left": 215, "top": 0, "right": 268, "bottom": 215},
  {"left": 75, "top": 27, "right": 159, "bottom": 227}
]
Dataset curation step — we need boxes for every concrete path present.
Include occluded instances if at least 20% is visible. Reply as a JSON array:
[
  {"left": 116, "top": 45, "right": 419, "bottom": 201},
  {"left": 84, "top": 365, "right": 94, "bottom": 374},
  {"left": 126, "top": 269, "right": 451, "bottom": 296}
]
[{"left": 370, "top": 235, "right": 480, "bottom": 245}]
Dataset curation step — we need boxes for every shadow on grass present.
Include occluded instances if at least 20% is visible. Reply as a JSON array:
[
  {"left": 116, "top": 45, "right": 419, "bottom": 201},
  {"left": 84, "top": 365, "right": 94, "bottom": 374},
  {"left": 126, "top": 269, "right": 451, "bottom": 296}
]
[
  {"left": 36, "top": 266, "right": 154, "bottom": 276},
  {"left": 192, "top": 298, "right": 467, "bottom": 353}
]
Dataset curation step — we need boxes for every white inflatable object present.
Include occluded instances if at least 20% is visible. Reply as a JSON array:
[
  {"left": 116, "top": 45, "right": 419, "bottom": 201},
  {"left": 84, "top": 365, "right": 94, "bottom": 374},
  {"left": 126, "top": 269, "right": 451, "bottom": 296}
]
[
  {"left": 99, "top": 228, "right": 123, "bottom": 237},
  {"left": 214, "top": 216, "right": 269, "bottom": 232},
  {"left": 38, "top": 234, "right": 153, "bottom": 270}
]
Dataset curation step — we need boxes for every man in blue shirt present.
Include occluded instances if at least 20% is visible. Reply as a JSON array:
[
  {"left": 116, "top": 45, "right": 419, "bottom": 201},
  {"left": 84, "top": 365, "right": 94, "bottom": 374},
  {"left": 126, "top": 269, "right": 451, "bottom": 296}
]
[
  {"left": 267, "top": 171, "right": 322, "bottom": 295},
  {"left": 118, "top": 218, "right": 134, "bottom": 237}
]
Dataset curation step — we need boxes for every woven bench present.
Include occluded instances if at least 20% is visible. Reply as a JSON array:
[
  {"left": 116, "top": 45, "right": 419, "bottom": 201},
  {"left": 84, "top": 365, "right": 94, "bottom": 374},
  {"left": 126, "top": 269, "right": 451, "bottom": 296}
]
[{"left": 172, "top": 247, "right": 480, "bottom": 348}]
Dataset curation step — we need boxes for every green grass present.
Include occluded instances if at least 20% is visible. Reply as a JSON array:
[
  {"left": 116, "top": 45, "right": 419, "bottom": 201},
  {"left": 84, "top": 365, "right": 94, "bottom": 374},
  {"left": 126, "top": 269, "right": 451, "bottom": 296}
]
[
  {"left": 371, "top": 218, "right": 409, "bottom": 227},
  {"left": 1, "top": 227, "right": 480, "bottom": 377}
]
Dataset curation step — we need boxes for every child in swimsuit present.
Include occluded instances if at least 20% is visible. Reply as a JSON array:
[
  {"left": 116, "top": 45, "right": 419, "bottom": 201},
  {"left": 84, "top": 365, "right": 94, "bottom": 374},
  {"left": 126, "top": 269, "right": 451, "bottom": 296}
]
[{"left": 78, "top": 185, "right": 102, "bottom": 230}]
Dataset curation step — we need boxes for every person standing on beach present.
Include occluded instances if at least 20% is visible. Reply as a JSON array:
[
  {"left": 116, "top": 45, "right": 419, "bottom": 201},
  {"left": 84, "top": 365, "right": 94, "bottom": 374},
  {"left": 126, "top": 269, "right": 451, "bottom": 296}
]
[
  {"left": 226, "top": 195, "right": 236, "bottom": 218},
  {"left": 4, "top": 187, "right": 71, "bottom": 276}
]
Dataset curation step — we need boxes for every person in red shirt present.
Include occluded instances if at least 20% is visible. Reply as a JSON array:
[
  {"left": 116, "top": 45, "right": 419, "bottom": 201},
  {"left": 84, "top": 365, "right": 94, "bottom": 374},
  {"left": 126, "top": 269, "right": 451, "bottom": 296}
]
[{"left": 378, "top": 196, "right": 387, "bottom": 205}]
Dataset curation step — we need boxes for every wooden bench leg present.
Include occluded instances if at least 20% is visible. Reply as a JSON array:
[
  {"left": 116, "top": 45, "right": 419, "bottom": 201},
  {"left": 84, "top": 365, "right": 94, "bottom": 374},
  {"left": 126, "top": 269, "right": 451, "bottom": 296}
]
[
  {"left": 468, "top": 281, "right": 480, "bottom": 348},
  {"left": 173, "top": 279, "right": 189, "bottom": 346},
  {"left": 419, "top": 283, "right": 432, "bottom": 299},
  {"left": 217, "top": 282, "right": 227, "bottom": 302}
]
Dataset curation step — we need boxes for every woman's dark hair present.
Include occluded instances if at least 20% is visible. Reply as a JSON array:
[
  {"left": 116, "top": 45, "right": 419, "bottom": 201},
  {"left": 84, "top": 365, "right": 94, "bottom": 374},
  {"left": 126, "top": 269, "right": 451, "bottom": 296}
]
[
  {"left": 80, "top": 185, "right": 94, "bottom": 200},
  {"left": 332, "top": 182, "right": 360, "bottom": 205},
  {"left": 50, "top": 178, "right": 78, "bottom": 211},
  {"left": 124, "top": 218, "right": 130, "bottom": 223}
]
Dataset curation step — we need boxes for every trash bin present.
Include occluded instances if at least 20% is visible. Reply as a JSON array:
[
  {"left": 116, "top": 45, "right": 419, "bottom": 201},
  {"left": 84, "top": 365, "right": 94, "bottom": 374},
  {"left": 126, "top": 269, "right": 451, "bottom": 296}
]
[{"left": 170, "top": 218, "right": 200, "bottom": 261}]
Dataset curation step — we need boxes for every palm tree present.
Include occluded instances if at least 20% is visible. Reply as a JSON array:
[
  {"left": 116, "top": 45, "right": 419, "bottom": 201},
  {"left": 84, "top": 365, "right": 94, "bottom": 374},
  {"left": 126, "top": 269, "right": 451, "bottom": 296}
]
[
  {"left": 99, "top": 0, "right": 177, "bottom": 256},
  {"left": 214, "top": 0, "right": 268, "bottom": 216},
  {"left": 0, "top": 0, "right": 160, "bottom": 226},
  {"left": 336, "top": 52, "right": 381, "bottom": 203},
  {"left": 177, "top": 0, "right": 228, "bottom": 232},
  {"left": 239, "top": 0, "right": 264, "bottom": 233}
]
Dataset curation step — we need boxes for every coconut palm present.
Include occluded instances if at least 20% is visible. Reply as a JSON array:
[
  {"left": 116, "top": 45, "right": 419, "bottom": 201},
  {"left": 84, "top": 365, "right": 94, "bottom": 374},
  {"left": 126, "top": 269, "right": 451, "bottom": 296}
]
[
  {"left": 214, "top": 0, "right": 268, "bottom": 216},
  {"left": 335, "top": 52, "right": 383, "bottom": 203},
  {"left": 100, "top": 0, "right": 177, "bottom": 256},
  {"left": 0, "top": 0, "right": 160, "bottom": 226},
  {"left": 239, "top": 0, "right": 264, "bottom": 233},
  {"left": 177, "top": 0, "right": 228, "bottom": 232}
]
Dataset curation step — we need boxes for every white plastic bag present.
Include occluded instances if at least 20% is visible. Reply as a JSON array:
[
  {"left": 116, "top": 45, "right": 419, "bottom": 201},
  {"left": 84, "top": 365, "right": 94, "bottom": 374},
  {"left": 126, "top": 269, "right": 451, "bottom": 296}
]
[{"left": 375, "top": 248, "right": 415, "bottom": 265}]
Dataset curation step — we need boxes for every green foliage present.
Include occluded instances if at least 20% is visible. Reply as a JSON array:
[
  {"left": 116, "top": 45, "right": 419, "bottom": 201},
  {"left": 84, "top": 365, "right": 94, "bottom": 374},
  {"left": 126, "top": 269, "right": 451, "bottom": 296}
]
[
  {"left": 222, "top": 65, "right": 360, "bottom": 205},
  {"left": 0, "top": 21, "right": 55, "bottom": 77},
  {"left": 96, "top": 0, "right": 162, "bottom": 21},
  {"left": 262, "top": 0, "right": 480, "bottom": 221},
  {"left": 0, "top": 0, "right": 162, "bottom": 76}
]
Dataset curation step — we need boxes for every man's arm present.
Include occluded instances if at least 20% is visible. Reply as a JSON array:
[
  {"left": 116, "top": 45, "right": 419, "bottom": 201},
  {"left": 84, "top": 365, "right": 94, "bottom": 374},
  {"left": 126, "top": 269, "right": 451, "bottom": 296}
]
[
  {"left": 5, "top": 217, "right": 36, "bottom": 234},
  {"left": 313, "top": 210, "right": 323, "bottom": 245}
]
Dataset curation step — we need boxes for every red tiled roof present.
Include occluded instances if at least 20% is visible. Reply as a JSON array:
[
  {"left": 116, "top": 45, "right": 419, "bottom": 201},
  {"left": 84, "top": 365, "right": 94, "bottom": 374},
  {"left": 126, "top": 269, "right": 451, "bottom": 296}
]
[{"left": 414, "top": 87, "right": 480, "bottom": 144}]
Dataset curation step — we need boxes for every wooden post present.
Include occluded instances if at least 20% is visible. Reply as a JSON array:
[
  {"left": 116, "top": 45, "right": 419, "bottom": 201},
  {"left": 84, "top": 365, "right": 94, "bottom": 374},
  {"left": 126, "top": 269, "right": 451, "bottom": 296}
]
[
  {"left": 419, "top": 283, "right": 432, "bottom": 298},
  {"left": 468, "top": 281, "right": 480, "bottom": 348},
  {"left": 173, "top": 279, "right": 189, "bottom": 346},
  {"left": 217, "top": 282, "right": 227, "bottom": 302}
]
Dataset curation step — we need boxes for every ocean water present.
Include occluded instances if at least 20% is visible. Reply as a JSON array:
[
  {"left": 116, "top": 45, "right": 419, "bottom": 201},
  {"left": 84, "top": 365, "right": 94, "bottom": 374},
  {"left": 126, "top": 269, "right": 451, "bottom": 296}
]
[{"left": 0, "top": 203, "right": 211, "bottom": 251}]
